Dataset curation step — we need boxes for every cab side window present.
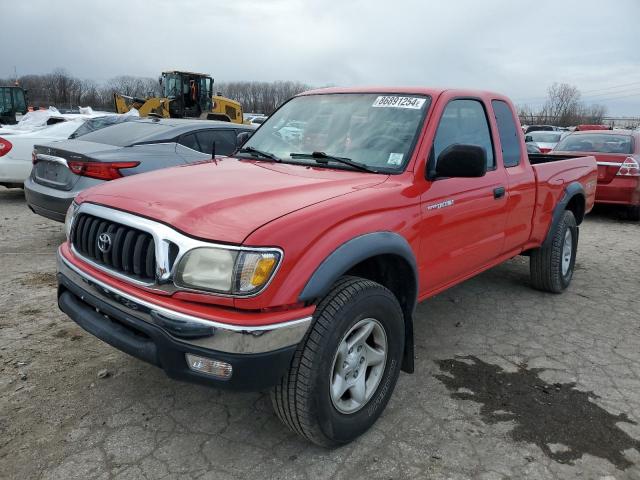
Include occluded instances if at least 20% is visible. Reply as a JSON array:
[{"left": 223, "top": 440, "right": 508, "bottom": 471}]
[{"left": 431, "top": 99, "right": 495, "bottom": 173}]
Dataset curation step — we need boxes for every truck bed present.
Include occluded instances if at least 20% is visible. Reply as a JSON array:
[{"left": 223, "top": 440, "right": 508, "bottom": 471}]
[
  {"left": 527, "top": 153, "right": 578, "bottom": 165},
  {"left": 526, "top": 154, "right": 597, "bottom": 247}
]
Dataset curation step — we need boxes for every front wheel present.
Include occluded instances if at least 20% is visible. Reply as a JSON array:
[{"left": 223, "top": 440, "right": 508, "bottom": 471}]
[
  {"left": 530, "top": 210, "right": 578, "bottom": 293},
  {"left": 271, "top": 276, "right": 404, "bottom": 446}
]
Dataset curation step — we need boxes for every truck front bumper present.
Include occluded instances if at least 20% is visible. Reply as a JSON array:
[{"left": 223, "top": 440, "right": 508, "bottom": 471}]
[{"left": 57, "top": 251, "right": 312, "bottom": 390}]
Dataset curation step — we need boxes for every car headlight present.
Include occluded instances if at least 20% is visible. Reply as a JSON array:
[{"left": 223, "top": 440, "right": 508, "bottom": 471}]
[
  {"left": 174, "top": 247, "right": 281, "bottom": 295},
  {"left": 64, "top": 202, "right": 79, "bottom": 240}
]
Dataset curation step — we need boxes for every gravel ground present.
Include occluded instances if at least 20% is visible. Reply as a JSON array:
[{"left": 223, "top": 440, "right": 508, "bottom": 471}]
[{"left": 1, "top": 186, "right": 639, "bottom": 480}]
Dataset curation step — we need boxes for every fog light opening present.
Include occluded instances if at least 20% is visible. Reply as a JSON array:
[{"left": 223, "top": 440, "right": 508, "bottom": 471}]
[{"left": 185, "top": 354, "right": 233, "bottom": 379}]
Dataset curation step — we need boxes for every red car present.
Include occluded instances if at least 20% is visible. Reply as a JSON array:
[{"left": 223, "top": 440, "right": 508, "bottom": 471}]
[
  {"left": 553, "top": 130, "right": 640, "bottom": 220},
  {"left": 56, "top": 87, "right": 597, "bottom": 446},
  {"left": 575, "top": 124, "right": 612, "bottom": 131}
]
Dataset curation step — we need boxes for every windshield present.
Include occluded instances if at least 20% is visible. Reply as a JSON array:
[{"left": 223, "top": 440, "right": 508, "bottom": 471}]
[
  {"left": 240, "top": 93, "right": 431, "bottom": 172},
  {"left": 528, "top": 132, "right": 562, "bottom": 143},
  {"left": 555, "top": 133, "right": 633, "bottom": 154},
  {"left": 163, "top": 73, "right": 180, "bottom": 98}
]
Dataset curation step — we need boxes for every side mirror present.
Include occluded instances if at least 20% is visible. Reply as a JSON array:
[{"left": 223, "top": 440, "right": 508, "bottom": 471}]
[
  {"left": 236, "top": 131, "right": 253, "bottom": 146},
  {"left": 524, "top": 135, "right": 533, "bottom": 143},
  {"left": 435, "top": 144, "right": 487, "bottom": 178}
]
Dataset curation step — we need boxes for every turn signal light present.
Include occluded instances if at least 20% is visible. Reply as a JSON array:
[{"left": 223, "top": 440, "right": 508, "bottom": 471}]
[
  {"left": 67, "top": 161, "right": 140, "bottom": 180},
  {"left": 185, "top": 354, "right": 233, "bottom": 379},
  {"left": 617, "top": 157, "right": 640, "bottom": 177},
  {"left": 0, "top": 137, "right": 12, "bottom": 157}
]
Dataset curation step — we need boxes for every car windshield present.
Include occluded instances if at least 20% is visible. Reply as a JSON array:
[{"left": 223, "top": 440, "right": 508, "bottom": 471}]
[
  {"left": 555, "top": 133, "right": 633, "bottom": 154},
  {"left": 528, "top": 132, "right": 562, "bottom": 143},
  {"left": 240, "top": 93, "right": 431, "bottom": 172}
]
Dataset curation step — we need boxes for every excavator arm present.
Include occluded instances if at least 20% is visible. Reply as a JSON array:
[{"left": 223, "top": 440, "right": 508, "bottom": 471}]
[{"left": 113, "top": 93, "right": 170, "bottom": 118}]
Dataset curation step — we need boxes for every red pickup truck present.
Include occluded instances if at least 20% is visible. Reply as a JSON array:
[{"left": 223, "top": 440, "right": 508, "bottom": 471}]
[{"left": 56, "top": 87, "right": 597, "bottom": 446}]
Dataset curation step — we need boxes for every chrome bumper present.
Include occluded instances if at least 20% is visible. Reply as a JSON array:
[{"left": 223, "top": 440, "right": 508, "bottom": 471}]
[{"left": 57, "top": 250, "right": 312, "bottom": 354}]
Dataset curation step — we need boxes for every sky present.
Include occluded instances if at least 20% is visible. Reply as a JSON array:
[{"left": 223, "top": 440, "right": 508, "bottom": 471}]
[{"left": 4, "top": 0, "right": 640, "bottom": 115}]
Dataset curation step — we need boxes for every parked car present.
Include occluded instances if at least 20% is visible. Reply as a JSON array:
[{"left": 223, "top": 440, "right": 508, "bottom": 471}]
[
  {"left": 250, "top": 115, "right": 268, "bottom": 125},
  {"left": 575, "top": 124, "right": 612, "bottom": 131},
  {"left": 526, "top": 142, "right": 541, "bottom": 153},
  {"left": 25, "top": 118, "right": 255, "bottom": 222},
  {"left": 56, "top": 87, "right": 596, "bottom": 446},
  {"left": 524, "top": 130, "right": 565, "bottom": 153},
  {"left": 0, "top": 121, "right": 83, "bottom": 188},
  {"left": 524, "top": 124, "right": 559, "bottom": 134},
  {"left": 553, "top": 130, "right": 640, "bottom": 219},
  {"left": 0, "top": 115, "right": 136, "bottom": 188}
]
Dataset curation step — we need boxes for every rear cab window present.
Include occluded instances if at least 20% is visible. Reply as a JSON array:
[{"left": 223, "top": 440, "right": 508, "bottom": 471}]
[{"left": 491, "top": 100, "right": 522, "bottom": 167}]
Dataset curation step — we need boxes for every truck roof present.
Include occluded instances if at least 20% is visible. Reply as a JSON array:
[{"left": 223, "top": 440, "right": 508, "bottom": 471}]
[{"left": 297, "top": 86, "right": 507, "bottom": 99}]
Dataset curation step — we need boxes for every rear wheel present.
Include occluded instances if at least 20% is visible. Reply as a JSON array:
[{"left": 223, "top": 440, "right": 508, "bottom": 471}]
[
  {"left": 530, "top": 210, "right": 578, "bottom": 293},
  {"left": 628, "top": 205, "right": 640, "bottom": 221},
  {"left": 271, "top": 276, "right": 404, "bottom": 447}
]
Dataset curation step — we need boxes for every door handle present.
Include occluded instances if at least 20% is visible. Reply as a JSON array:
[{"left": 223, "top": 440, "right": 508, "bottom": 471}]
[{"left": 493, "top": 186, "right": 506, "bottom": 199}]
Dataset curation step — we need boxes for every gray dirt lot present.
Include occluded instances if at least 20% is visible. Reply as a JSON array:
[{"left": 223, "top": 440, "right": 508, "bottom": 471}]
[{"left": 1, "top": 186, "right": 639, "bottom": 480}]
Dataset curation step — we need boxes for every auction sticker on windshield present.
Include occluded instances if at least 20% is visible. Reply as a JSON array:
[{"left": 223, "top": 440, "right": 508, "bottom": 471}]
[{"left": 372, "top": 96, "right": 426, "bottom": 109}]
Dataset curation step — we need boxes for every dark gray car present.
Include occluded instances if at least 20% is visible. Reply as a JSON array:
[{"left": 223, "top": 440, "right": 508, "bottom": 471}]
[{"left": 25, "top": 118, "right": 255, "bottom": 222}]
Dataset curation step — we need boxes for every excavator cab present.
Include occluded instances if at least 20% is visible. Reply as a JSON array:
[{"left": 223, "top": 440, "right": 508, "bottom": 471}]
[
  {"left": 161, "top": 71, "right": 213, "bottom": 118},
  {"left": 0, "top": 86, "right": 28, "bottom": 125}
]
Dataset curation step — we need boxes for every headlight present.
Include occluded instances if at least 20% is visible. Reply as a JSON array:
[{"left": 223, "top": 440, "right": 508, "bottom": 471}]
[
  {"left": 64, "top": 202, "right": 79, "bottom": 240},
  {"left": 174, "top": 247, "right": 281, "bottom": 295}
]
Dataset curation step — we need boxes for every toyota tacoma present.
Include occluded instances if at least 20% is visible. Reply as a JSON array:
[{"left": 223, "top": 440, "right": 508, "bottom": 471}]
[{"left": 56, "top": 87, "right": 597, "bottom": 446}]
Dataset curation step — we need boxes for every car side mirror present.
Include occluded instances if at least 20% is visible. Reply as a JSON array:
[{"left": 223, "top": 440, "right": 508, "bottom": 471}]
[
  {"left": 435, "top": 144, "right": 487, "bottom": 178},
  {"left": 525, "top": 135, "right": 533, "bottom": 143},
  {"left": 236, "top": 131, "right": 253, "bottom": 146}
]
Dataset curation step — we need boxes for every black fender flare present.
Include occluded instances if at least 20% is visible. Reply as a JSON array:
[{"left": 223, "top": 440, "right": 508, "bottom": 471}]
[
  {"left": 543, "top": 181, "right": 585, "bottom": 247},
  {"left": 298, "top": 231, "right": 418, "bottom": 373}
]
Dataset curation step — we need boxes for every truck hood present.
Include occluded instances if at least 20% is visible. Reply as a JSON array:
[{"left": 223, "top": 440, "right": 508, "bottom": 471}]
[{"left": 76, "top": 157, "right": 388, "bottom": 244}]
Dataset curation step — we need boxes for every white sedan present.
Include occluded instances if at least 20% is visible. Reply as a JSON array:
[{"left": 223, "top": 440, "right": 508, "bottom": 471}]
[{"left": 0, "top": 120, "right": 86, "bottom": 188}]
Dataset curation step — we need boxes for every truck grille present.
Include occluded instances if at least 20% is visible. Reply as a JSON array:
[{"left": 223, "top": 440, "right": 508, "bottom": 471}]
[{"left": 71, "top": 213, "right": 156, "bottom": 282}]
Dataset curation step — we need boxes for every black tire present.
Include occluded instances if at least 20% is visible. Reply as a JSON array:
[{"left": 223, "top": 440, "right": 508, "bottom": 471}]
[
  {"left": 628, "top": 205, "right": 640, "bottom": 221},
  {"left": 530, "top": 210, "right": 578, "bottom": 293},
  {"left": 271, "top": 276, "right": 404, "bottom": 447}
]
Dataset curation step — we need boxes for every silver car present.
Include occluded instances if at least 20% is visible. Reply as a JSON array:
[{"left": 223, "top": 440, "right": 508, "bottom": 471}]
[
  {"left": 524, "top": 131, "right": 566, "bottom": 153},
  {"left": 25, "top": 118, "right": 255, "bottom": 222}
]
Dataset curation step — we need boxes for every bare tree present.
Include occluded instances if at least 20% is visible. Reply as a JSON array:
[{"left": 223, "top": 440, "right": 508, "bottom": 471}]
[
  {"left": 5, "top": 69, "right": 310, "bottom": 114},
  {"left": 217, "top": 80, "right": 311, "bottom": 114},
  {"left": 517, "top": 83, "right": 608, "bottom": 127}
]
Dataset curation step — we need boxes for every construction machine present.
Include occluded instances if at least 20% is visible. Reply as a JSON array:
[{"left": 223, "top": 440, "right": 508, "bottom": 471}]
[
  {"left": 113, "top": 71, "right": 244, "bottom": 123},
  {"left": 0, "top": 85, "right": 28, "bottom": 124}
]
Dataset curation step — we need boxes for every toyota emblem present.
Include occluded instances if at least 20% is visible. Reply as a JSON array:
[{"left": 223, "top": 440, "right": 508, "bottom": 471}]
[{"left": 97, "top": 233, "right": 112, "bottom": 254}]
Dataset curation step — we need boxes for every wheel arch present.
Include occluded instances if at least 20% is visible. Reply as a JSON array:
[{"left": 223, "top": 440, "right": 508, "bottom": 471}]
[
  {"left": 543, "top": 182, "right": 585, "bottom": 247},
  {"left": 298, "top": 232, "right": 418, "bottom": 373}
]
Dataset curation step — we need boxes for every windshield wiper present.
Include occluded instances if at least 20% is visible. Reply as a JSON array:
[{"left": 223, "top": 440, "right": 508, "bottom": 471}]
[
  {"left": 235, "top": 146, "right": 281, "bottom": 162},
  {"left": 289, "top": 151, "right": 378, "bottom": 173}
]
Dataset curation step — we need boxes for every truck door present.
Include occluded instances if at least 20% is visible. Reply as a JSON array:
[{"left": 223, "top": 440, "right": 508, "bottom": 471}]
[
  {"left": 491, "top": 99, "right": 536, "bottom": 253},
  {"left": 419, "top": 98, "right": 509, "bottom": 293}
]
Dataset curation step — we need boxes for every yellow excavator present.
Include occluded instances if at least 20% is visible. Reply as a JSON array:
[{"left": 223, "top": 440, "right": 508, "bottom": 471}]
[{"left": 114, "top": 70, "right": 244, "bottom": 124}]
